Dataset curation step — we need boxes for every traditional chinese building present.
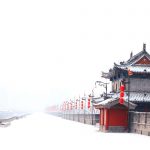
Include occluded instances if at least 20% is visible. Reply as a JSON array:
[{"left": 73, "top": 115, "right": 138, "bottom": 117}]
[{"left": 94, "top": 44, "right": 150, "bottom": 132}]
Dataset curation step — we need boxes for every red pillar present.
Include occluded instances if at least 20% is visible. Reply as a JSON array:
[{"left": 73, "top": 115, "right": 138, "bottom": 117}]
[
  {"left": 101, "top": 108, "right": 104, "bottom": 125},
  {"left": 99, "top": 109, "right": 101, "bottom": 125},
  {"left": 105, "top": 109, "right": 109, "bottom": 130}
]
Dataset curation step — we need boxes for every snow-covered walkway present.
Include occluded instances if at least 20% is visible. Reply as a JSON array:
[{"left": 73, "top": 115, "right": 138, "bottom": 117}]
[{"left": 0, "top": 113, "right": 149, "bottom": 150}]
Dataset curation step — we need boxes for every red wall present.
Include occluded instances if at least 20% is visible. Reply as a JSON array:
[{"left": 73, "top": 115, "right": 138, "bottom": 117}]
[
  {"left": 108, "top": 108, "right": 128, "bottom": 126},
  {"left": 100, "top": 109, "right": 104, "bottom": 125},
  {"left": 104, "top": 109, "right": 109, "bottom": 130}
]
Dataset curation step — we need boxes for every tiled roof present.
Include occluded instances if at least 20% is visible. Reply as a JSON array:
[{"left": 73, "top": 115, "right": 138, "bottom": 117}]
[
  {"left": 126, "top": 50, "right": 150, "bottom": 65},
  {"left": 94, "top": 97, "right": 136, "bottom": 109},
  {"left": 102, "top": 45, "right": 150, "bottom": 79},
  {"left": 94, "top": 98, "right": 116, "bottom": 106},
  {"left": 115, "top": 65, "right": 150, "bottom": 73},
  {"left": 112, "top": 92, "right": 150, "bottom": 102},
  {"left": 129, "top": 66, "right": 150, "bottom": 73},
  {"left": 126, "top": 92, "right": 150, "bottom": 102},
  {"left": 102, "top": 64, "right": 150, "bottom": 79},
  {"left": 94, "top": 92, "right": 150, "bottom": 107},
  {"left": 121, "top": 44, "right": 150, "bottom": 66},
  {"left": 92, "top": 97, "right": 105, "bottom": 102}
]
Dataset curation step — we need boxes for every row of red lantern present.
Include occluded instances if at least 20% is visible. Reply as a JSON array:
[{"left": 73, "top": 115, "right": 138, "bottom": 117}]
[
  {"left": 78, "top": 99, "right": 91, "bottom": 110},
  {"left": 119, "top": 69, "right": 133, "bottom": 105},
  {"left": 46, "top": 105, "right": 59, "bottom": 112},
  {"left": 61, "top": 98, "right": 91, "bottom": 111},
  {"left": 119, "top": 85, "right": 125, "bottom": 104}
]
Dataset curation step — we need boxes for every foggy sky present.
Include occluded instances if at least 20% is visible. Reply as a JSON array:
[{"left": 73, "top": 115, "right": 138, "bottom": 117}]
[{"left": 0, "top": 0, "right": 150, "bottom": 111}]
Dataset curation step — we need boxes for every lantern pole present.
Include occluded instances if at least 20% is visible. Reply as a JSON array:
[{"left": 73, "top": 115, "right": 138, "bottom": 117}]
[
  {"left": 91, "top": 89, "right": 94, "bottom": 125},
  {"left": 89, "top": 89, "right": 94, "bottom": 125},
  {"left": 79, "top": 97, "right": 80, "bottom": 122},
  {"left": 82, "top": 96, "right": 86, "bottom": 124},
  {"left": 95, "top": 81, "right": 109, "bottom": 99},
  {"left": 70, "top": 99, "right": 75, "bottom": 121},
  {"left": 72, "top": 100, "right": 74, "bottom": 121},
  {"left": 127, "top": 74, "right": 130, "bottom": 133},
  {"left": 84, "top": 99, "right": 86, "bottom": 124},
  {"left": 76, "top": 97, "right": 80, "bottom": 122},
  {"left": 127, "top": 69, "right": 134, "bottom": 132}
]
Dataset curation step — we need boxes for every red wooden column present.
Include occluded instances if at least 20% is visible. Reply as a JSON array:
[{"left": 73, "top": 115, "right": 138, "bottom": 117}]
[
  {"left": 99, "top": 109, "right": 101, "bottom": 125},
  {"left": 101, "top": 108, "right": 104, "bottom": 126},
  {"left": 104, "top": 108, "right": 109, "bottom": 130}
]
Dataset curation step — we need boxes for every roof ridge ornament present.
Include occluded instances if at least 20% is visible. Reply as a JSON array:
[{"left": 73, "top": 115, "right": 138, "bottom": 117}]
[
  {"left": 130, "top": 51, "right": 133, "bottom": 59},
  {"left": 143, "top": 43, "right": 146, "bottom": 52}
]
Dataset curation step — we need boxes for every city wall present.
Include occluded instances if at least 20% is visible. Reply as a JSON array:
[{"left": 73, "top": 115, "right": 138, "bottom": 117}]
[
  {"left": 129, "top": 111, "right": 150, "bottom": 136},
  {"left": 62, "top": 113, "right": 99, "bottom": 125},
  {"left": 51, "top": 111, "right": 150, "bottom": 136}
]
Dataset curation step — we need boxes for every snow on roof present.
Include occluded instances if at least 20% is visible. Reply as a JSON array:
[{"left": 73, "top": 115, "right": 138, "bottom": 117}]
[
  {"left": 115, "top": 65, "right": 150, "bottom": 73},
  {"left": 120, "top": 44, "right": 150, "bottom": 66},
  {"left": 93, "top": 97, "right": 105, "bottom": 102},
  {"left": 94, "top": 97, "right": 136, "bottom": 109},
  {"left": 95, "top": 98, "right": 116, "bottom": 105},
  {"left": 101, "top": 45, "right": 150, "bottom": 79},
  {"left": 103, "top": 65, "right": 150, "bottom": 79},
  {"left": 128, "top": 66, "right": 150, "bottom": 73},
  {"left": 128, "top": 92, "right": 150, "bottom": 102},
  {"left": 94, "top": 91, "right": 150, "bottom": 109},
  {"left": 127, "top": 51, "right": 150, "bottom": 65},
  {"left": 111, "top": 92, "right": 150, "bottom": 102}
]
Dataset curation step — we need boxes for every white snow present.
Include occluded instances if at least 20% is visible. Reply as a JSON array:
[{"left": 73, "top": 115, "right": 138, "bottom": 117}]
[{"left": 0, "top": 113, "right": 149, "bottom": 150}]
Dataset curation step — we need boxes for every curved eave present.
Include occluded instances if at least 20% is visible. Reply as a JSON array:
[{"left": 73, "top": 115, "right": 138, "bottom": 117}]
[
  {"left": 94, "top": 98, "right": 137, "bottom": 110},
  {"left": 114, "top": 65, "right": 150, "bottom": 74}
]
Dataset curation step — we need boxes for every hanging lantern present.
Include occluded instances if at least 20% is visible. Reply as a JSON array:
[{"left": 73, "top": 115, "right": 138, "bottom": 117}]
[
  {"left": 128, "top": 69, "right": 133, "bottom": 76},
  {"left": 119, "top": 97, "right": 124, "bottom": 104},
  {"left": 64, "top": 102, "right": 66, "bottom": 111},
  {"left": 81, "top": 100, "right": 84, "bottom": 109},
  {"left": 88, "top": 99, "right": 90, "bottom": 109},
  {"left": 67, "top": 102, "right": 69, "bottom": 110},
  {"left": 62, "top": 103, "right": 64, "bottom": 111},
  {"left": 120, "top": 91, "right": 124, "bottom": 97},
  {"left": 120, "top": 85, "right": 125, "bottom": 91},
  {"left": 75, "top": 100, "right": 77, "bottom": 109},
  {"left": 119, "top": 85, "right": 125, "bottom": 104},
  {"left": 70, "top": 102, "right": 72, "bottom": 110}
]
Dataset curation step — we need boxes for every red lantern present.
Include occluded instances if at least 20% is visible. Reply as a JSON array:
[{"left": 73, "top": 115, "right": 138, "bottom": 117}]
[
  {"left": 81, "top": 100, "right": 84, "bottom": 109},
  {"left": 128, "top": 69, "right": 133, "bottom": 76},
  {"left": 120, "top": 85, "right": 125, "bottom": 91},
  {"left": 120, "top": 91, "right": 124, "bottom": 97},
  {"left": 119, "top": 85, "right": 125, "bottom": 104},
  {"left": 70, "top": 102, "right": 72, "bottom": 110},
  {"left": 75, "top": 101, "right": 77, "bottom": 109},
  {"left": 119, "top": 97, "right": 124, "bottom": 104},
  {"left": 88, "top": 99, "right": 90, "bottom": 109},
  {"left": 67, "top": 102, "right": 69, "bottom": 110},
  {"left": 64, "top": 102, "right": 67, "bottom": 111},
  {"left": 63, "top": 103, "right": 65, "bottom": 111}
]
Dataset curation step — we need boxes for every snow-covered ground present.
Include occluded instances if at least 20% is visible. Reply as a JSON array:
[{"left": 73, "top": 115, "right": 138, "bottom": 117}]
[{"left": 0, "top": 113, "right": 149, "bottom": 150}]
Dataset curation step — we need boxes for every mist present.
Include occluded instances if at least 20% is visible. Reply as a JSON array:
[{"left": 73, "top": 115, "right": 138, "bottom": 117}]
[{"left": 0, "top": 0, "right": 150, "bottom": 111}]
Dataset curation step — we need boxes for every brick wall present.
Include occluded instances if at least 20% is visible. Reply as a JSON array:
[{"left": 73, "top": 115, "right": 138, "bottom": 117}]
[
  {"left": 130, "top": 78, "right": 150, "bottom": 92},
  {"left": 62, "top": 114, "right": 99, "bottom": 125},
  {"left": 129, "top": 111, "right": 150, "bottom": 136}
]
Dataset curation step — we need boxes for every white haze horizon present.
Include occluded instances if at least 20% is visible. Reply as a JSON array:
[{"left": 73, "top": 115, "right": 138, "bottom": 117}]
[{"left": 1, "top": 0, "right": 150, "bottom": 111}]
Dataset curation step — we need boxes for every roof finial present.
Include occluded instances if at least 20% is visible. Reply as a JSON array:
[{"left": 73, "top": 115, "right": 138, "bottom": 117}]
[
  {"left": 130, "top": 51, "right": 133, "bottom": 58},
  {"left": 143, "top": 43, "right": 146, "bottom": 52}
]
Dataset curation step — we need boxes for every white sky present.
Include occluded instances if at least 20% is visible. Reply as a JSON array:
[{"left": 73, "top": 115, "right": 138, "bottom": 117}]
[{"left": 1, "top": 0, "right": 150, "bottom": 111}]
